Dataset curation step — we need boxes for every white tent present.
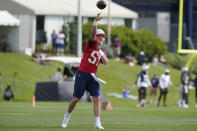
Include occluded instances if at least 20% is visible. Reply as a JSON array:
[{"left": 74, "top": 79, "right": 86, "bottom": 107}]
[
  {"left": 0, "top": 10, "right": 20, "bottom": 26},
  {"left": 0, "top": 10, "right": 21, "bottom": 53},
  {"left": 2, "top": 0, "right": 138, "bottom": 54},
  {"left": 13, "top": 0, "right": 138, "bottom": 19},
  {"left": 44, "top": 56, "right": 81, "bottom": 65},
  {"left": 0, "top": 0, "right": 36, "bottom": 54}
]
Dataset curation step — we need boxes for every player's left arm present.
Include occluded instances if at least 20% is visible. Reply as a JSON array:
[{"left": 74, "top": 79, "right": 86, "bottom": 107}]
[
  {"left": 147, "top": 76, "right": 152, "bottom": 87},
  {"left": 169, "top": 76, "right": 173, "bottom": 87},
  {"left": 159, "top": 76, "right": 163, "bottom": 89},
  {"left": 100, "top": 55, "right": 108, "bottom": 65},
  {"left": 98, "top": 50, "right": 108, "bottom": 65}
]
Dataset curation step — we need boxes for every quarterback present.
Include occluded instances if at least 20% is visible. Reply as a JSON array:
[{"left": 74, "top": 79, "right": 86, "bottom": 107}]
[{"left": 61, "top": 13, "right": 108, "bottom": 129}]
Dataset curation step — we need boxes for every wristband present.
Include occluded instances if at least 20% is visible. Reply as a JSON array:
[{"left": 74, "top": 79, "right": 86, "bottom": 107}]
[
  {"left": 98, "top": 50, "right": 104, "bottom": 57},
  {"left": 93, "top": 19, "right": 98, "bottom": 27}
]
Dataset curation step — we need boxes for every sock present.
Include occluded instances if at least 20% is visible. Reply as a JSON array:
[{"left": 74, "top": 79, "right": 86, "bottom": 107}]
[
  {"left": 65, "top": 112, "right": 71, "bottom": 118},
  {"left": 183, "top": 100, "right": 186, "bottom": 105},
  {"left": 142, "top": 99, "right": 145, "bottom": 104},
  {"left": 95, "top": 117, "right": 101, "bottom": 125}
]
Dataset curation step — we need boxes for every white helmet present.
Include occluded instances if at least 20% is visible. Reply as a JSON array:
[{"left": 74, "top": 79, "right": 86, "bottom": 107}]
[
  {"left": 165, "top": 69, "right": 170, "bottom": 73},
  {"left": 181, "top": 67, "right": 188, "bottom": 72},
  {"left": 96, "top": 29, "right": 105, "bottom": 36},
  {"left": 141, "top": 64, "right": 149, "bottom": 71},
  {"left": 140, "top": 51, "right": 144, "bottom": 55}
]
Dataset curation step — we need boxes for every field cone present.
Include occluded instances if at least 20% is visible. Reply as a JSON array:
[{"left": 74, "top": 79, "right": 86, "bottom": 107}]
[{"left": 32, "top": 96, "right": 36, "bottom": 107}]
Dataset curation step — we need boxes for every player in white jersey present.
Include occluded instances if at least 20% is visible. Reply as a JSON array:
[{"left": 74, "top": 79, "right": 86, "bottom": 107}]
[
  {"left": 157, "top": 69, "right": 172, "bottom": 107},
  {"left": 137, "top": 64, "right": 151, "bottom": 107}
]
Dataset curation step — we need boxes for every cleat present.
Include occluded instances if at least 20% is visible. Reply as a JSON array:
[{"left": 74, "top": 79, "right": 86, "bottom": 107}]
[
  {"left": 163, "top": 104, "right": 167, "bottom": 107},
  {"left": 183, "top": 104, "right": 189, "bottom": 108},
  {"left": 61, "top": 115, "right": 70, "bottom": 128},
  {"left": 177, "top": 100, "right": 182, "bottom": 107},
  {"left": 141, "top": 103, "right": 147, "bottom": 107},
  {"left": 95, "top": 124, "right": 104, "bottom": 129}
]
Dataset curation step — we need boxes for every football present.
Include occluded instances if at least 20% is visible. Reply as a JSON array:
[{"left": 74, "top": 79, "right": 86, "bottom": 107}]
[{"left": 97, "top": 0, "right": 107, "bottom": 10}]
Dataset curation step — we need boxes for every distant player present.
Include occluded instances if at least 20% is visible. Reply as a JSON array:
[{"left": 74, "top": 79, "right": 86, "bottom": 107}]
[
  {"left": 148, "top": 73, "right": 159, "bottom": 105},
  {"left": 137, "top": 64, "right": 151, "bottom": 107},
  {"left": 178, "top": 67, "right": 189, "bottom": 108},
  {"left": 157, "top": 69, "right": 172, "bottom": 107},
  {"left": 61, "top": 13, "right": 108, "bottom": 129},
  {"left": 194, "top": 75, "right": 197, "bottom": 108}
]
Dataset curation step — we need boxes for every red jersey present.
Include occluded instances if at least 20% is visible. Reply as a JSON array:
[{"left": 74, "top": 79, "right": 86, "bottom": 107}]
[{"left": 78, "top": 39, "right": 106, "bottom": 73}]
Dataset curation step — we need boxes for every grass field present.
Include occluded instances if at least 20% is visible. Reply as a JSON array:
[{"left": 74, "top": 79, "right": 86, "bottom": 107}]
[
  {"left": 0, "top": 53, "right": 197, "bottom": 130},
  {"left": 0, "top": 53, "right": 64, "bottom": 100},
  {"left": 0, "top": 101, "right": 197, "bottom": 131},
  {"left": 0, "top": 52, "right": 185, "bottom": 101}
]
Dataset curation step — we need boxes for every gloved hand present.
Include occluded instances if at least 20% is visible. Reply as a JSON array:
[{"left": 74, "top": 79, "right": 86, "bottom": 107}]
[{"left": 98, "top": 49, "right": 104, "bottom": 57}]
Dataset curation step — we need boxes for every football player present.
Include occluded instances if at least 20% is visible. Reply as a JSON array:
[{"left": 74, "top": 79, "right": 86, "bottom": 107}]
[
  {"left": 194, "top": 75, "right": 197, "bottom": 108},
  {"left": 148, "top": 73, "right": 159, "bottom": 105},
  {"left": 61, "top": 13, "right": 108, "bottom": 129},
  {"left": 157, "top": 69, "right": 172, "bottom": 107},
  {"left": 137, "top": 64, "right": 151, "bottom": 107},
  {"left": 178, "top": 67, "right": 189, "bottom": 108}
]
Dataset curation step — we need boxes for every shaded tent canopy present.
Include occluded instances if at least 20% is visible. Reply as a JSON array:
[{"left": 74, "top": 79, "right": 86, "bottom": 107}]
[
  {"left": 13, "top": 0, "right": 138, "bottom": 19},
  {"left": 0, "top": 10, "right": 20, "bottom": 26}
]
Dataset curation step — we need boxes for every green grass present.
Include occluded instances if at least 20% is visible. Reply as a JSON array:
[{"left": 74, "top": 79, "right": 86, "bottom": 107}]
[
  {"left": 0, "top": 53, "right": 196, "bottom": 104},
  {"left": 0, "top": 53, "right": 197, "bottom": 130},
  {"left": 0, "top": 53, "right": 64, "bottom": 100},
  {"left": 0, "top": 102, "right": 197, "bottom": 131}
]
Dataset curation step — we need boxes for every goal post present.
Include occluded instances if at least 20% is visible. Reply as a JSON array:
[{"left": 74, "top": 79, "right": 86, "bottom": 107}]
[{"left": 178, "top": 0, "right": 197, "bottom": 68}]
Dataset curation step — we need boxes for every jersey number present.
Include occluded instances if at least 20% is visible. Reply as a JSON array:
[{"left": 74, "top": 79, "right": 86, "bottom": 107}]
[{"left": 88, "top": 50, "right": 100, "bottom": 66}]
